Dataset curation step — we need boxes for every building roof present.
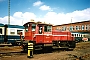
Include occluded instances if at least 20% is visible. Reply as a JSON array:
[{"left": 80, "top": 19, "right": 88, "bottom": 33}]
[{"left": 54, "top": 20, "right": 90, "bottom": 26}]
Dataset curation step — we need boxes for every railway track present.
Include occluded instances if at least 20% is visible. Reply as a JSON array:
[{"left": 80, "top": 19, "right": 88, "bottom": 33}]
[
  {"left": 0, "top": 47, "right": 72, "bottom": 58},
  {"left": 0, "top": 42, "right": 86, "bottom": 58},
  {"left": 0, "top": 42, "right": 78, "bottom": 58},
  {"left": 0, "top": 46, "right": 26, "bottom": 58},
  {"left": 1, "top": 42, "right": 90, "bottom": 60},
  {"left": 0, "top": 51, "right": 26, "bottom": 58}
]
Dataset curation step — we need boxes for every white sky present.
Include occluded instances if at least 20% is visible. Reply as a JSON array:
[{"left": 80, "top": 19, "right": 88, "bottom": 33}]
[{"left": 0, "top": 1, "right": 90, "bottom": 26}]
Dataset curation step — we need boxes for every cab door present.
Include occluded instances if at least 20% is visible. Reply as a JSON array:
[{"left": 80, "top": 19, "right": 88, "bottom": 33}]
[
  {"left": 36, "top": 25, "right": 44, "bottom": 43},
  {"left": 39, "top": 26, "right": 43, "bottom": 34}
]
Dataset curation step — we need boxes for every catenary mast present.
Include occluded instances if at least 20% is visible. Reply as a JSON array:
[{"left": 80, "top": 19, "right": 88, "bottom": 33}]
[{"left": 8, "top": 0, "right": 10, "bottom": 25}]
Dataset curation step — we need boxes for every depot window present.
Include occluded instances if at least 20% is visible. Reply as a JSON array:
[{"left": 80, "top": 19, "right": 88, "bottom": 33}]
[
  {"left": 76, "top": 34, "right": 78, "bottom": 37},
  {"left": 82, "top": 25, "right": 84, "bottom": 30},
  {"left": 0, "top": 28, "right": 2, "bottom": 34},
  {"left": 56, "top": 27, "right": 59, "bottom": 30},
  {"left": 76, "top": 26, "right": 79, "bottom": 30},
  {"left": 81, "top": 35, "right": 82, "bottom": 37},
  {"left": 63, "top": 26, "right": 66, "bottom": 31},
  {"left": 74, "top": 34, "right": 76, "bottom": 37},
  {"left": 86, "top": 25, "right": 88, "bottom": 30},
  {"left": 62, "top": 26, "right": 66, "bottom": 31},
  {"left": 70, "top": 26, "right": 73, "bottom": 31},
  {"left": 73, "top": 27, "right": 74, "bottom": 30},
  {"left": 72, "top": 34, "right": 74, "bottom": 36},
  {"left": 10, "top": 29, "right": 15, "bottom": 34}
]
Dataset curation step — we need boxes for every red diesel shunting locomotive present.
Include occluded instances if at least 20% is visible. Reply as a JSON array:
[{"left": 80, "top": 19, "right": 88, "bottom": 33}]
[{"left": 22, "top": 20, "right": 76, "bottom": 51}]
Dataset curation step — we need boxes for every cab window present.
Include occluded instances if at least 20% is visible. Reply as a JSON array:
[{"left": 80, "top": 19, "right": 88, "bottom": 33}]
[
  {"left": 32, "top": 24, "right": 36, "bottom": 31},
  {"left": 47, "top": 26, "right": 52, "bottom": 32},
  {"left": 25, "top": 25, "right": 28, "bottom": 32},
  {"left": 44, "top": 25, "right": 47, "bottom": 32},
  {"left": 44, "top": 25, "right": 52, "bottom": 32}
]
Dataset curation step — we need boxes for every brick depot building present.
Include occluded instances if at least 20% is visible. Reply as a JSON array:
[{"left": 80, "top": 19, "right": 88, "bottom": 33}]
[{"left": 53, "top": 20, "right": 90, "bottom": 41}]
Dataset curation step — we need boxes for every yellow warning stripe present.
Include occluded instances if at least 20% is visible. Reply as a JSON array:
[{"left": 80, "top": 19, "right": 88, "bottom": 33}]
[
  {"left": 28, "top": 47, "right": 33, "bottom": 49},
  {"left": 28, "top": 43, "right": 33, "bottom": 45},
  {"left": 28, "top": 46, "right": 33, "bottom": 47}
]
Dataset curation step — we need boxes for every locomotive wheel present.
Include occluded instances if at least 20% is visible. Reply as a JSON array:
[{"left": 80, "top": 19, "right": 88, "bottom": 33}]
[
  {"left": 42, "top": 46, "right": 53, "bottom": 53},
  {"left": 68, "top": 41, "right": 76, "bottom": 48}
]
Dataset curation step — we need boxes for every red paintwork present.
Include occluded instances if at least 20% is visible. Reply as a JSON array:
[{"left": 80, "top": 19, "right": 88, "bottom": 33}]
[
  {"left": 24, "top": 31, "right": 32, "bottom": 40},
  {"left": 52, "top": 30, "right": 74, "bottom": 41},
  {"left": 23, "top": 22, "right": 75, "bottom": 44}
]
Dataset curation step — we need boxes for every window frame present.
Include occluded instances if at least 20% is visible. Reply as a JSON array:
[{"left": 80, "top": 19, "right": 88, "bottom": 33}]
[
  {"left": 44, "top": 25, "right": 52, "bottom": 32},
  {"left": 0, "top": 28, "right": 2, "bottom": 34},
  {"left": 10, "top": 29, "right": 15, "bottom": 34},
  {"left": 82, "top": 25, "right": 84, "bottom": 30},
  {"left": 86, "top": 25, "right": 88, "bottom": 30},
  {"left": 32, "top": 24, "right": 36, "bottom": 31},
  {"left": 76, "top": 26, "right": 79, "bottom": 30},
  {"left": 70, "top": 26, "right": 73, "bottom": 31}
]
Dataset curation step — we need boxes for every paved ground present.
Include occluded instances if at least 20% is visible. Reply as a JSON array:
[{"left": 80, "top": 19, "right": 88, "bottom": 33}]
[{"left": 1, "top": 42, "right": 90, "bottom": 60}]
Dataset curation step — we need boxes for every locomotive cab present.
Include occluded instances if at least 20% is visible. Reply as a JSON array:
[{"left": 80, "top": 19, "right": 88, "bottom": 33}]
[
  {"left": 24, "top": 21, "right": 36, "bottom": 41},
  {"left": 23, "top": 21, "right": 52, "bottom": 44},
  {"left": 35, "top": 22, "right": 52, "bottom": 44},
  {"left": 23, "top": 21, "right": 53, "bottom": 51}
]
